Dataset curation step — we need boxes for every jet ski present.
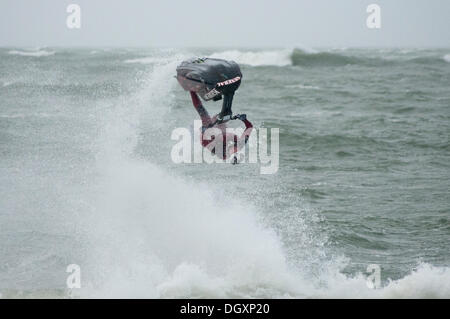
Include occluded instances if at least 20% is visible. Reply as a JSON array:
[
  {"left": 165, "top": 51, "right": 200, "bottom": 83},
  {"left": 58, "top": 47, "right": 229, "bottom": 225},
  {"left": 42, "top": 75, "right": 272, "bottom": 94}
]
[
  {"left": 176, "top": 57, "right": 242, "bottom": 102},
  {"left": 176, "top": 57, "right": 243, "bottom": 122}
]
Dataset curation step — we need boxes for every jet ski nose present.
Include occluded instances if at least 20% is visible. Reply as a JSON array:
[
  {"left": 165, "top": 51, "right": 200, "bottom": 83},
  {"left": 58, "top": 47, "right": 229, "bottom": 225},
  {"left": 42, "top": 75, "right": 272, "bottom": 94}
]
[{"left": 176, "top": 57, "right": 242, "bottom": 101}]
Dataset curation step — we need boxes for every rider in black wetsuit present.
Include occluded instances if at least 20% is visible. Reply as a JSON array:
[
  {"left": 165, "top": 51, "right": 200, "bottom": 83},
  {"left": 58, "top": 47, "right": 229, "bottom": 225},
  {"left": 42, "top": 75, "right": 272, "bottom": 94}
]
[{"left": 190, "top": 91, "right": 253, "bottom": 162}]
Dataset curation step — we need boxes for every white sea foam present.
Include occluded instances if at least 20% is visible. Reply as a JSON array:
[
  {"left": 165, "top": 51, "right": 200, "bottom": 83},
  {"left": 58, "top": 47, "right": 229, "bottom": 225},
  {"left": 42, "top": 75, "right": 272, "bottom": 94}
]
[
  {"left": 124, "top": 57, "right": 168, "bottom": 64},
  {"left": 0, "top": 49, "right": 448, "bottom": 299},
  {"left": 1, "top": 81, "right": 13, "bottom": 87},
  {"left": 209, "top": 49, "right": 292, "bottom": 66},
  {"left": 317, "top": 263, "right": 450, "bottom": 298},
  {"left": 78, "top": 53, "right": 309, "bottom": 298},
  {"left": 8, "top": 50, "right": 55, "bottom": 57},
  {"left": 286, "top": 84, "right": 320, "bottom": 90},
  {"left": 443, "top": 54, "right": 450, "bottom": 63},
  {"left": 74, "top": 53, "right": 450, "bottom": 299},
  {"left": 0, "top": 113, "right": 57, "bottom": 119},
  {"left": 83, "top": 158, "right": 309, "bottom": 298}
]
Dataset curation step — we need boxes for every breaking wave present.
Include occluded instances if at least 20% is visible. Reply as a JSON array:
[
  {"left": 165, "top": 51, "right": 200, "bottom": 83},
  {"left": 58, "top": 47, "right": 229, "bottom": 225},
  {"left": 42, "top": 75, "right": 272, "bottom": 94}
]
[
  {"left": 75, "top": 53, "right": 450, "bottom": 299},
  {"left": 291, "top": 49, "right": 450, "bottom": 67},
  {"left": 1, "top": 48, "right": 449, "bottom": 299},
  {"left": 209, "top": 49, "right": 450, "bottom": 68},
  {"left": 8, "top": 50, "right": 55, "bottom": 57},
  {"left": 1, "top": 81, "right": 14, "bottom": 87},
  {"left": 76, "top": 55, "right": 310, "bottom": 298},
  {"left": 208, "top": 49, "right": 360, "bottom": 67},
  {"left": 313, "top": 263, "right": 450, "bottom": 298},
  {"left": 124, "top": 57, "right": 168, "bottom": 64},
  {"left": 290, "top": 49, "right": 363, "bottom": 67},
  {"left": 209, "top": 49, "right": 292, "bottom": 66},
  {"left": 285, "top": 84, "right": 321, "bottom": 90}
]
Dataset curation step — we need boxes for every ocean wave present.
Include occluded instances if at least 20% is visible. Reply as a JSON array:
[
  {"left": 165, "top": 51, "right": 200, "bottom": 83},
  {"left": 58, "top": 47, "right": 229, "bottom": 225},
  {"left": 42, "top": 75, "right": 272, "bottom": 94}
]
[
  {"left": 291, "top": 49, "right": 362, "bottom": 67},
  {"left": 207, "top": 48, "right": 450, "bottom": 68},
  {"left": 1, "top": 81, "right": 14, "bottom": 87},
  {"left": 79, "top": 54, "right": 450, "bottom": 299},
  {"left": 69, "top": 55, "right": 307, "bottom": 299},
  {"left": 408, "top": 56, "right": 448, "bottom": 65},
  {"left": 124, "top": 55, "right": 186, "bottom": 65},
  {"left": 210, "top": 48, "right": 375, "bottom": 67},
  {"left": 1, "top": 51, "right": 449, "bottom": 299},
  {"left": 124, "top": 57, "right": 165, "bottom": 64},
  {"left": 209, "top": 49, "right": 292, "bottom": 66},
  {"left": 8, "top": 50, "right": 55, "bottom": 57},
  {"left": 319, "top": 263, "right": 450, "bottom": 298},
  {"left": 286, "top": 84, "right": 321, "bottom": 90},
  {"left": 2, "top": 262, "right": 449, "bottom": 298},
  {"left": 0, "top": 113, "right": 58, "bottom": 119},
  {"left": 291, "top": 49, "right": 450, "bottom": 67}
]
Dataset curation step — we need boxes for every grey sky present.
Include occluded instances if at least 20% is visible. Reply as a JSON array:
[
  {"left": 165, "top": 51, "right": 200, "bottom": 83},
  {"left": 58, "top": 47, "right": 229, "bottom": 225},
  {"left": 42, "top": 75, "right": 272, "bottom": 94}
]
[{"left": 1, "top": 0, "right": 449, "bottom": 47}]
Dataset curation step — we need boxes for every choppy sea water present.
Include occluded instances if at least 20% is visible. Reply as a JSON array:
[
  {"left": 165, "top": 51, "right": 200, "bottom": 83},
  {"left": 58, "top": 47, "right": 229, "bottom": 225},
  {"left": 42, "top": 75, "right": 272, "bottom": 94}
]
[{"left": 0, "top": 47, "right": 449, "bottom": 298}]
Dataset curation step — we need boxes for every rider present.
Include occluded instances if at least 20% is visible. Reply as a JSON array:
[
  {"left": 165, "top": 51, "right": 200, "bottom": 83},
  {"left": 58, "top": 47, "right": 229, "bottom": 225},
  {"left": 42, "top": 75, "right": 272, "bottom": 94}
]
[{"left": 189, "top": 91, "right": 253, "bottom": 163}]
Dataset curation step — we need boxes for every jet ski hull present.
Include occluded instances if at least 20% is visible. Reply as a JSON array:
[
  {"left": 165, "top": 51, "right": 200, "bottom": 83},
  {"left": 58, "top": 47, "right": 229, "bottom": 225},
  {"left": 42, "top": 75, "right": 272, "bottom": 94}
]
[{"left": 176, "top": 57, "right": 242, "bottom": 101}]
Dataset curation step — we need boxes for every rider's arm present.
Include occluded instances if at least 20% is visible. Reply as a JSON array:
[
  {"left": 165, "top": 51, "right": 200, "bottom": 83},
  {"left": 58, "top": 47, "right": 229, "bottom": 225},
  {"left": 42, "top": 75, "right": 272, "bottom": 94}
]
[
  {"left": 239, "top": 118, "right": 253, "bottom": 144},
  {"left": 190, "top": 91, "right": 202, "bottom": 108},
  {"left": 190, "top": 91, "right": 212, "bottom": 127}
]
